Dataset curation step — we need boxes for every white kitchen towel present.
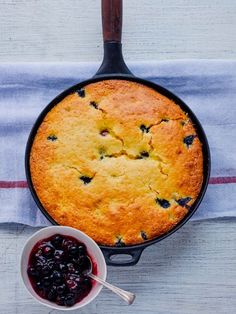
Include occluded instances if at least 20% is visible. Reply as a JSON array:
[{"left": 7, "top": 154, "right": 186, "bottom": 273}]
[{"left": 0, "top": 60, "right": 235, "bottom": 226}]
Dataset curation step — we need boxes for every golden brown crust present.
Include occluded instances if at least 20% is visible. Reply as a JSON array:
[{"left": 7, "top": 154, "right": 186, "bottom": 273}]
[{"left": 30, "top": 79, "right": 203, "bottom": 246}]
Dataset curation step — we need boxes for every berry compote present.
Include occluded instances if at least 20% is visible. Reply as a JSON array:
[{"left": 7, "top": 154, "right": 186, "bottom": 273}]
[{"left": 27, "top": 234, "right": 95, "bottom": 307}]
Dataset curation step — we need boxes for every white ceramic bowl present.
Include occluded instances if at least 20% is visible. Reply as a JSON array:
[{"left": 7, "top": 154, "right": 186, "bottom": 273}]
[{"left": 20, "top": 226, "right": 107, "bottom": 311}]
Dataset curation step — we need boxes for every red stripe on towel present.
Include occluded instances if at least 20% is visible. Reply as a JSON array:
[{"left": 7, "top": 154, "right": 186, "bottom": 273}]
[
  {"left": 0, "top": 181, "right": 28, "bottom": 188},
  {"left": 0, "top": 176, "right": 236, "bottom": 189},
  {"left": 209, "top": 176, "right": 236, "bottom": 184}
]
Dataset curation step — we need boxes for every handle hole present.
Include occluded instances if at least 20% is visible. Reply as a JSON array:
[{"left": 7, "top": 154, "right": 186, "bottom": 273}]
[{"left": 109, "top": 254, "right": 132, "bottom": 262}]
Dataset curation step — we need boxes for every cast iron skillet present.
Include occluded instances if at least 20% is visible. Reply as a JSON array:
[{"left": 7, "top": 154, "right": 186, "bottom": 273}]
[{"left": 25, "top": 0, "right": 210, "bottom": 266}]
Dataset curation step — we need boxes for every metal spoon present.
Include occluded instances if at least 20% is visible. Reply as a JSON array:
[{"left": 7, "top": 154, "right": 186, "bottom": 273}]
[{"left": 83, "top": 256, "right": 136, "bottom": 305}]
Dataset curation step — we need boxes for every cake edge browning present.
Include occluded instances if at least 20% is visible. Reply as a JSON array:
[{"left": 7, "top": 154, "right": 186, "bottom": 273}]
[{"left": 29, "top": 79, "right": 204, "bottom": 246}]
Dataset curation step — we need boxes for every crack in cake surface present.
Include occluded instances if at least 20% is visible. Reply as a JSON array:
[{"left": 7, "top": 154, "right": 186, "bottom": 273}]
[{"left": 30, "top": 79, "right": 203, "bottom": 246}]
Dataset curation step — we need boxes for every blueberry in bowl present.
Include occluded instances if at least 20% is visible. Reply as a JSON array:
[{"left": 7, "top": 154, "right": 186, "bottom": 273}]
[
  {"left": 21, "top": 226, "right": 107, "bottom": 310},
  {"left": 28, "top": 235, "right": 93, "bottom": 305}
]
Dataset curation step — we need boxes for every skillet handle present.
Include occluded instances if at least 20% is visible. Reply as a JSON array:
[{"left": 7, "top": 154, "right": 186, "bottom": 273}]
[
  {"left": 95, "top": 0, "right": 133, "bottom": 76},
  {"left": 102, "top": 0, "right": 122, "bottom": 42},
  {"left": 101, "top": 247, "right": 144, "bottom": 266}
]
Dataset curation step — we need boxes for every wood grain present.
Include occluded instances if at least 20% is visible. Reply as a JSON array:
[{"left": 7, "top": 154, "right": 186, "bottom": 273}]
[
  {"left": 0, "top": 221, "right": 235, "bottom": 314},
  {"left": 0, "top": 0, "right": 235, "bottom": 62}
]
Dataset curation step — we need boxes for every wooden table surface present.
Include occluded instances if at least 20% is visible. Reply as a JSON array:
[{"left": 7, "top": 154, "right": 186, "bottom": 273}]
[{"left": 0, "top": 1, "right": 235, "bottom": 313}]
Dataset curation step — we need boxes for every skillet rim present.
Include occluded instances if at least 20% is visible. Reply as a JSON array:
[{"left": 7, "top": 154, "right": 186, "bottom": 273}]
[{"left": 25, "top": 74, "right": 211, "bottom": 252}]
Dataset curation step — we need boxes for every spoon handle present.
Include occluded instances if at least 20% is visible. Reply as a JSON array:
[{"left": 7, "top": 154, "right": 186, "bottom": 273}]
[{"left": 89, "top": 273, "right": 135, "bottom": 305}]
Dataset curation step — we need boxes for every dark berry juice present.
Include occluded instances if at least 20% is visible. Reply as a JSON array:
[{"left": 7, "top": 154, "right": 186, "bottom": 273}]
[{"left": 27, "top": 234, "right": 95, "bottom": 307}]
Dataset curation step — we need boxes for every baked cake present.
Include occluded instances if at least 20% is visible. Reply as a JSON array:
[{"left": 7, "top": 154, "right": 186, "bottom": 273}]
[{"left": 30, "top": 80, "right": 203, "bottom": 246}]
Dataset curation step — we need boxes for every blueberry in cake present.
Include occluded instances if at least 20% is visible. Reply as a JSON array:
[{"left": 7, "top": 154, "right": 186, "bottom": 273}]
[{"left": 30, "top": 80, "right": 203, "bottom": 246}]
